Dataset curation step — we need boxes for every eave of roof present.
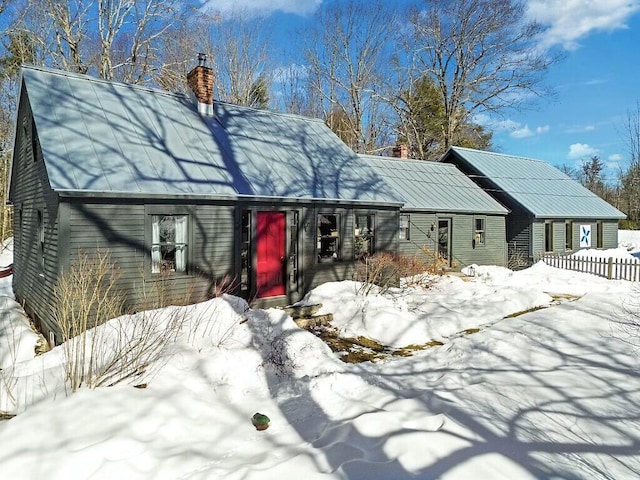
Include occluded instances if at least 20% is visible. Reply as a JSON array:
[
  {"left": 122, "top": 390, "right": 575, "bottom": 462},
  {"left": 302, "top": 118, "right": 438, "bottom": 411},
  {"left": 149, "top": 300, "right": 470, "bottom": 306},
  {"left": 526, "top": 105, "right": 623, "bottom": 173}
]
[{"left": 55, "top": 189, "right": 404, "bottom": 207}]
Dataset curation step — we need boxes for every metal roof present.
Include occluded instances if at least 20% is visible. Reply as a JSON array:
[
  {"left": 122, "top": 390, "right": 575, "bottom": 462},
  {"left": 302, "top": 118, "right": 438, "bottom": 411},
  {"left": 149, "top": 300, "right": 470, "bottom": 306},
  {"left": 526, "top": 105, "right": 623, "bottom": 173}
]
[
  {"left": 445, "top": 146, "right": 626, "bottom": 219},
  {"left": 20, "top": 65, "right": 401, "bottom": 205},
  {"left": 360, "top": 155, "right": 508, "bottom": 215}
]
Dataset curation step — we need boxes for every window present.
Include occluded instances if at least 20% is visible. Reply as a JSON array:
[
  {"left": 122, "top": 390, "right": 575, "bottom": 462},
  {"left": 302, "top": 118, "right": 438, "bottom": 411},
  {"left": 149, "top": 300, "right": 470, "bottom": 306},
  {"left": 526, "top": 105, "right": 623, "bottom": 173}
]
[
  {"left": 544, "top": 222, "right": 554, "bottom": 252},
  {"left": 399, "top": 214, "right": 410, "bottom": 240},
  {"left": 317, "top": 214, "right": 340, "bottom": 262},
  {"left": 151, "top": 215, "right": 188, "bottom": 273},
  {"left": 596, "top": 221, "right": 604, "bottom": 248},
  {"left": 474, "top": 217, "right": 485, "bottom": 246},
  {"left": 565, "top": 222, "right": 573, "bottom": 250},
  {"left": 31, "top": 119, "right": 38, "bottom": 163},
  {"left": 37, "top": 209, "right": 44, "bottom": 272},
  {"left": 354, "top": 214, "right": 375, "bottom": 259}
]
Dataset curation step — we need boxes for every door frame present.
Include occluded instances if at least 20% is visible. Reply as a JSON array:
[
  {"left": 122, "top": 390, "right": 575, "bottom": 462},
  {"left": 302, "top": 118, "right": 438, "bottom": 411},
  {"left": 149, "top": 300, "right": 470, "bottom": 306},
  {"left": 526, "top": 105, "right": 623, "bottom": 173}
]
[
  {"left": 437, "top": 217, "right": 452, "bottom": 266},
  {"left": 238, "top": 207, "right": 301, "bottom": 301}
]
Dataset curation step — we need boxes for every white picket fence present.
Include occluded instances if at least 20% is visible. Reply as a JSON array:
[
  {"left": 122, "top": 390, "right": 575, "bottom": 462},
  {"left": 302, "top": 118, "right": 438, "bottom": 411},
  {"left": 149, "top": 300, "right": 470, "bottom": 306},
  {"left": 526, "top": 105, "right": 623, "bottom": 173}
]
[{"left": 535, "top": 253, "right": 640, "bottom": 281}]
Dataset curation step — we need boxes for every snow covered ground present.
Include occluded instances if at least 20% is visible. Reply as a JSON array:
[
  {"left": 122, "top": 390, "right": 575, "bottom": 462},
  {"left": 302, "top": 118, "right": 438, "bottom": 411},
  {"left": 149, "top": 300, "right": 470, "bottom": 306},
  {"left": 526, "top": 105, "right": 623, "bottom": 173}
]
[{"left": 1, "top": 234, "right": 640, "bottom": 479}]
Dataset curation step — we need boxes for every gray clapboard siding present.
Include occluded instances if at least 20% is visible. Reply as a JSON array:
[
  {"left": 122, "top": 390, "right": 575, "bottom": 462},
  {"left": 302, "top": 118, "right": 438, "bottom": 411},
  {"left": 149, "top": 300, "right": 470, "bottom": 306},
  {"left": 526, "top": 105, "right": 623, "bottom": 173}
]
[
  {"left": 399, "top": 212, "right": 506, "bottom": 269},
  {"left": 64, "top": 201, "right": 237, "bottom": 310},
  {"left": 531, "top": 221, "right": 545, "bottom": 255},
  {"left": 603, "top": 221, "right": 618, "bottom": 248},
  {"left": 453, "top": 215, "right": 506, "bottom": 267},
  {"left": 532, "top": 219, "right": 620, "bottom": 257},
  {"left": 10, "top": 94, "right": 61, "bottom": 340}
]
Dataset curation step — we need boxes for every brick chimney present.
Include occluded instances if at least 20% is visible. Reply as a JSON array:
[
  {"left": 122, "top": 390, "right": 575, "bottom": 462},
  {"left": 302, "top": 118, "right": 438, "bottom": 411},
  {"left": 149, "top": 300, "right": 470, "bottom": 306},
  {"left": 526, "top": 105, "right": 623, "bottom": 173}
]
[
  {"left": 392, "top": 143, "right": 408, "bottom": 159},
  {"left": 187, "top": 53, "right": 214, "bottom": 116}
]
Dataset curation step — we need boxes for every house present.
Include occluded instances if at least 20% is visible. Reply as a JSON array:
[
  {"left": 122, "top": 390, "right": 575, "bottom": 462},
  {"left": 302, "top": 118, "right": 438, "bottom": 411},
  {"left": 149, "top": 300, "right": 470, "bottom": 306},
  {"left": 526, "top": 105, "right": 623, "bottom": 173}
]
[
  {"left": 441, "top": 146, "right": 626, "bottom": 263},
  {"left": 361, "top": 151, "right": 509, "bottom": 269},
  {"left": 8, "top": 62, "right": 403, "bottom": 342}
]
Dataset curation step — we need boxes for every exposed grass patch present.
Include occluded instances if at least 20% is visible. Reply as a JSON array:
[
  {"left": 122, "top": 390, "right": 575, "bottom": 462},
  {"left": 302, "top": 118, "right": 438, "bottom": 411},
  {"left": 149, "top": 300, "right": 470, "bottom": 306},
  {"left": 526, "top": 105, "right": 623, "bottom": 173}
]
[
  {"left": 550, "top": 293, "right": 582, "bottom": 304},
  {"left": 0, "top": 412, "right": 16, "bottom": 421},
  {"left": 309, "top": 326, "right": 442, "bottom": 363},
  {"left": 503, "top": 305, "right": 547, "bottom": 319},
  {"left": 306, "top": 295, "right": 582, "bottom": 363},
  {"left": 392, "top": 341, "right": 444, "bottom": 357}
]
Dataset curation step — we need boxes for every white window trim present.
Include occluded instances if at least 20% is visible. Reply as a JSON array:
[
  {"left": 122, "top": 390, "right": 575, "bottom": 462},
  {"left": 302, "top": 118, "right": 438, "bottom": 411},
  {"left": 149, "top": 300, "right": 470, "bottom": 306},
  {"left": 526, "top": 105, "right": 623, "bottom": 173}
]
[
  {"left": 474, "top": 216, "right": 486, "bottom": 246},
  {"left": 399, "top": 214, "right": 410, "bottom": 241},
  {"left": 151, "top": 214, "right": 188, "bottom": 274}
]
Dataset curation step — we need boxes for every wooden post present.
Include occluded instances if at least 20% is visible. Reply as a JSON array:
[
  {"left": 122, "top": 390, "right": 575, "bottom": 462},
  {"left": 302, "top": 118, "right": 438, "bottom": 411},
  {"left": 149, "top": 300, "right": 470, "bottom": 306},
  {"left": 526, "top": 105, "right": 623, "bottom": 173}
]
[{"left": 607, "top": 257, "right": 613, "bottom": 280}]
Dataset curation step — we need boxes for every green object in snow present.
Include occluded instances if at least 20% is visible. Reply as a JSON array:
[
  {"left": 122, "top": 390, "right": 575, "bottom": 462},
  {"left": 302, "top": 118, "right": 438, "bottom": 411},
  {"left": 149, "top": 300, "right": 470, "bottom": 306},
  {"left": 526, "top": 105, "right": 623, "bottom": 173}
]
[{"left": 252, "top": 413, "right": 270, "bottom": 430}]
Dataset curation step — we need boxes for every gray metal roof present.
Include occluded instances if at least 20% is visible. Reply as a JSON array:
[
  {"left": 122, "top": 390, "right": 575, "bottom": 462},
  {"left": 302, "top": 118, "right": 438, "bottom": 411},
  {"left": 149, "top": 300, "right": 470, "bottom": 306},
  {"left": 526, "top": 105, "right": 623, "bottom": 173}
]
[
  {"left": 360, "top": 155, "right": 508, "bottom": 215},
  {"left": 20, "top": 65, "right": 401, "bottom": 204},
  {"left": 445, "top": 146, "right": 626, "bottom": 219}
]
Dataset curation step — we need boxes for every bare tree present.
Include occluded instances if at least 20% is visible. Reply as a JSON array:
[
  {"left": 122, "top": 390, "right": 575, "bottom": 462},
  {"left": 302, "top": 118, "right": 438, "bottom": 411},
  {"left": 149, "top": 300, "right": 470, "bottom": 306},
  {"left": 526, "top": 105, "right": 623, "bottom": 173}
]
[
  {"left": 273, "top": 64, "right": 320, "bottom": 117},
  {"left": 303, "top": 0, "right": 395, "bottom": 153},
  {"left": 406, "top": 0, "right": 555, "bottom": 152},
  {"left": 7, "top": 0, "right": 190, "bottom": 85},
  {"left": 97, "top": 0, "right": 187, "bottom": 85},
  {"left": 620, "top": 101, "right": 640, "bottom": 224},
  {"left": 206, "top": 13, "right": 273, "bottom": 107},
  {"left": 43, "top": 0, "right": 91, "bottom": 73}
]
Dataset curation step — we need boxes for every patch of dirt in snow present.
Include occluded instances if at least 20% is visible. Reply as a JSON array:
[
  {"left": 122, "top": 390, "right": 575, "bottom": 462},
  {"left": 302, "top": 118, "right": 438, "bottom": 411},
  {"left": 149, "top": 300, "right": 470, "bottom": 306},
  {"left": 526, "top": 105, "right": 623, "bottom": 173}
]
[{"left": 306, "top": 294, "right": 582, "bottom": 363}]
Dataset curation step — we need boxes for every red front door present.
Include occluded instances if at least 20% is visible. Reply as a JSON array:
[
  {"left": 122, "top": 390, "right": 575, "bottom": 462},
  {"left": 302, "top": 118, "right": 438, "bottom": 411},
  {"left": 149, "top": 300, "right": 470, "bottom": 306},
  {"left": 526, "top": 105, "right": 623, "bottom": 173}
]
[{"left": 256, "top": 211, "right": 286, "bottom": 298}]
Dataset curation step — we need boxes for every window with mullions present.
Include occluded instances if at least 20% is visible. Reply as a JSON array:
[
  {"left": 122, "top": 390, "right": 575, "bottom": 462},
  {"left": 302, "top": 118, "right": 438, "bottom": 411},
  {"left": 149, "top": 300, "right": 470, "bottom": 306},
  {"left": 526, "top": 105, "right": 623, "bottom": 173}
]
[
  {"left": 151, "top": 215, "right": 188, "bottom": 273},
  {"left": 399, "top": 214, "right": 410, "bottom": 240},
  {"left": 474, "top": 217, "right": 485, "bottom": 246},
  {"left": 317, "top": 214, "right": 341, "bottom": 262},
  {"left": 354, "top": 214, "right": 375, "bottom": 259}
]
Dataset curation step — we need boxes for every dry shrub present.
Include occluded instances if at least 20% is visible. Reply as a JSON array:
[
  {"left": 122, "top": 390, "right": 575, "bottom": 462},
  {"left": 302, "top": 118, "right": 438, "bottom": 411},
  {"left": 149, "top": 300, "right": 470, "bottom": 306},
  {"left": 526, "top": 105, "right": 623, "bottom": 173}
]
[
  {"left": 54, "top": 250, "right": 188, "bottom": 391},
  {"left": 353, "top": 248, "right": 450, "bottom": 295},
  {"left": 352, "top": 253, "right": 400, "bottom": 295},
  {"left": 54, "top": 250, "right": 125, "bottom": 391},
  {"left": 508, "top": 249, "right": 529, "bottom": 270},
  {"left": 417, "top": 245, "right": 449, "bottom": 274},
  {"left": 136, "top": 266, "right": 196, "bottom": 312},
  {"left": 396, "top": 255, "right": 428, "bottom": 278}
]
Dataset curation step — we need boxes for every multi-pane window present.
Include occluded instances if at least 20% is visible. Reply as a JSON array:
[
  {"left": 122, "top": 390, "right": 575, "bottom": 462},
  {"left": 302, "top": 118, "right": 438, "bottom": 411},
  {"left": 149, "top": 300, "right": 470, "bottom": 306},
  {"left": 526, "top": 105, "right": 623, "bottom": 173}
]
[
  {"left": 399, "top": 214, "right": 410, "bottom": 240},
  {"left": 354, "top": 214, "right": 375, "bottom": 259},
  {"left": 317, "top": 214, "right": 340, "bottom": 262},
  {"left": 565, "top": 222, "right": 573, "bottom": 250},
  {"left": 474, "top": 217, "right": 485, "bottom": 246},
  {"left": 151, "top": 215, "right": 188, "bottom": 273}
]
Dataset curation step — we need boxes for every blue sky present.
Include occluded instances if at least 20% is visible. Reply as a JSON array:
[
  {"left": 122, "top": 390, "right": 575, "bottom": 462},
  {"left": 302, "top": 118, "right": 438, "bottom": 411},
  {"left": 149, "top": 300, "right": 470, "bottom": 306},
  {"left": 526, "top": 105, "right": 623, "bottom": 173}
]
[{"left": 204, "top": 0, "right": 640, "bottom": 178}]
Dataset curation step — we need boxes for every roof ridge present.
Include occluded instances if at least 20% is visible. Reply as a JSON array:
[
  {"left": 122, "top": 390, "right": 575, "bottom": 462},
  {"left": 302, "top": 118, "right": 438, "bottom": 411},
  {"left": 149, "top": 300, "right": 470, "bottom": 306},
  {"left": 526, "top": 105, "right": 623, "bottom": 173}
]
[
  {"left": 21, "top": 63, "right": 186, "bottom": 99},
  {"left": 359, "top": 154, "right": 457, "bottom": 167},
  {"left": 451, "top": 146, "right": 550, "bottom": 164},
  {"left": 21, "top": 63, "right": 327, "bottom": 125}
]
